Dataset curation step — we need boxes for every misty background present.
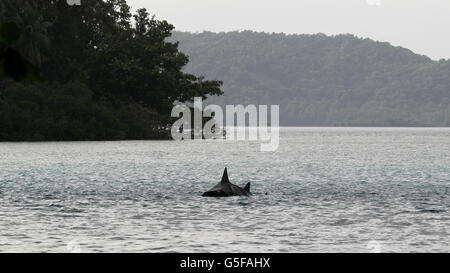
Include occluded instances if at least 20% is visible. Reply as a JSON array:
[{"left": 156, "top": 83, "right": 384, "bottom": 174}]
[{"left": 129, "top": 0, "right": 450, "bottom": 61}]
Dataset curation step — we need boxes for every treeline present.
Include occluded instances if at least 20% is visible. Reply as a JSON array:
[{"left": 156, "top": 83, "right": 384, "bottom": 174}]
[
  {"left": 0, "top": 0, "right": 222, "bottom": 141},
  {"left": 171, "top": 31, "right": 450, "bottom": 126}
]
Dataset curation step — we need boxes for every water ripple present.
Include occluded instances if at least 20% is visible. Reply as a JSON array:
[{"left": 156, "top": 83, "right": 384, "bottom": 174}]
[{"left": 0, "top": 128, "right": 450, "bottom": 252}]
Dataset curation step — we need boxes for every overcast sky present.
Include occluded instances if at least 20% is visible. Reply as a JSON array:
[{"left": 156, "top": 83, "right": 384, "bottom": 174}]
[{"left": 128, "top": 0, "right": 449, "bottom": 60}]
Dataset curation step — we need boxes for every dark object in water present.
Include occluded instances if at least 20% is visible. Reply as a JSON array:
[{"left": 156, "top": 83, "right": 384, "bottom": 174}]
[{"left": 202, "top": 168, "right": 251, "bottom": 197}]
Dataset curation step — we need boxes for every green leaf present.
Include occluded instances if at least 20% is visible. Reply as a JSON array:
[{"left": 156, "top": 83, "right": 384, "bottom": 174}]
[
  {"left": 0, "top": 22, "right": 22, "bottom": 45},
  {"left": 0, "top": 58, "right": 5, "bottom": 79},
  {"left": 24, "top": 61, "right": 43, "bottom": 82},
  {"left": 0, "top": 47, "right": 42, "bottom": 82}
]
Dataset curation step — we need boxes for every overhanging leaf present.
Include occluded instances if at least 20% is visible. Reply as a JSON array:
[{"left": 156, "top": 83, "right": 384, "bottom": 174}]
[
  {"left": 0, "top": 47, "right": 42, "bottom": 82},
  {"left": 0, "top": 58, "right": 5, "bottom": 79},
  {"left": 0, "top": 22, "right": 21, "bottom": 45}
]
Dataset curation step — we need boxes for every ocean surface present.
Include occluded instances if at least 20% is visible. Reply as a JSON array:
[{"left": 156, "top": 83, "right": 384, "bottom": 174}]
[{"left": 0, "top": 128, "right": 449, "bottom": 253}]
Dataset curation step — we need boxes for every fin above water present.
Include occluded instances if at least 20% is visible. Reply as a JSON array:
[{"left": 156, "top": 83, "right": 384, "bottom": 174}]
[
  {"left": 243, "top": 182, "right": 250, "bottom": 193},
  {"left": 203, "top": 168, "right": 252, "bottom": 197},
  {"left": 221, "top": 168, "right": 230, "bottom": 184}
]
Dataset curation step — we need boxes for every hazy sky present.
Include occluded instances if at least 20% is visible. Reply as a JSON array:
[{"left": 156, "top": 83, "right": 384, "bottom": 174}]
[{"left": 128, "top": 0, "right": 450, "bottom": 60}]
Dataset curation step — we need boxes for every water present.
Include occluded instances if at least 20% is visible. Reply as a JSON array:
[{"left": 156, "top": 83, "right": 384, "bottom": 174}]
[{"left": 0, "top": 128, "right": 449, "bottom": 253}]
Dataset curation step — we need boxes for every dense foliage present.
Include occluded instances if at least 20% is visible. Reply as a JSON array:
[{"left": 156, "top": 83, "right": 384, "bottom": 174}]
[
  {"left": 0, "top": 22, "right": 42, "bottom": 82},
  {"left": 0, "top": 0, "right": 222, "bottom": 141},
  {"left": 171, "top": 31, "right": 450, "bottom": 126}
]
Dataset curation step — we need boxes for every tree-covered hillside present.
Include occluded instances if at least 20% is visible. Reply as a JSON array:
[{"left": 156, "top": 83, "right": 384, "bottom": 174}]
[{"left": 171, "top": 31, "right": 450, "bottom": 126}]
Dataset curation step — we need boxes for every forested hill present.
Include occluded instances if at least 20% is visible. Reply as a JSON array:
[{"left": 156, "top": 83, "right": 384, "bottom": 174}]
[{"left": 171, "top": 31, "right": 450, "bottom": 126}]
